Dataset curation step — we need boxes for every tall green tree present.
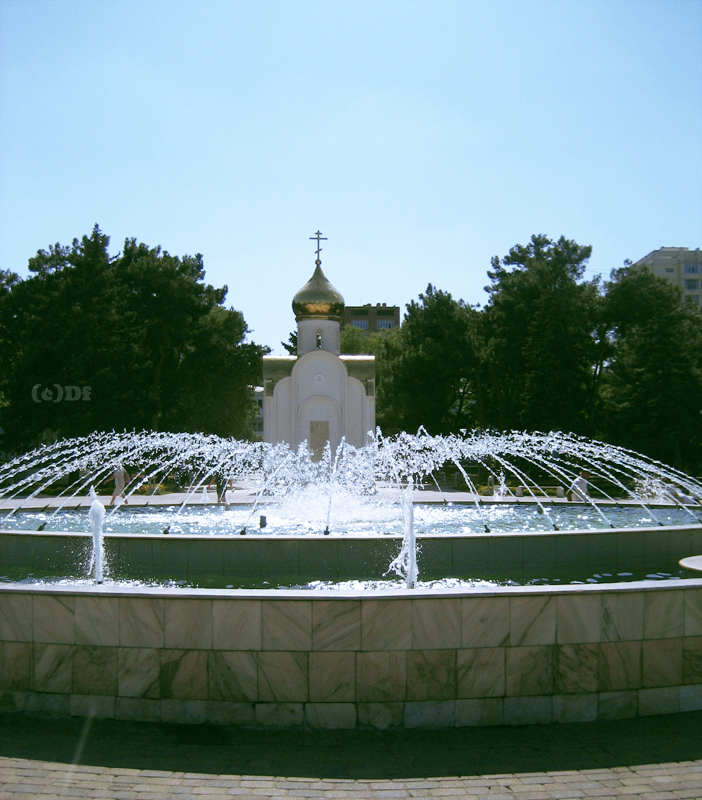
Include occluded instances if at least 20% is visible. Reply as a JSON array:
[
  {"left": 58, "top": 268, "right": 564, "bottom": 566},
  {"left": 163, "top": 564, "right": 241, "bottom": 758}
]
[
  {"left": 599, "top": 264, "right": 702, "bottom": 471},
  {"left": 481, "top": 234, "right": 600, "bottom": 434}
]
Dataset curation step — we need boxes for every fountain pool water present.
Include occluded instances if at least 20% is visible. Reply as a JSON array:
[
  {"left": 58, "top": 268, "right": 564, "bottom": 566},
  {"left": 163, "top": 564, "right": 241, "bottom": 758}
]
[{"left": 1, "top": 430, "right": 701, "bottom": 729}]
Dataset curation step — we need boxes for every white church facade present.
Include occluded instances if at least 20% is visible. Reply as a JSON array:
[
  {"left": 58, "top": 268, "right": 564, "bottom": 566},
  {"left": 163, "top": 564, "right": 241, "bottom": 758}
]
[{"left": 262, "top": 250, "right": 375, "bottom": 458}]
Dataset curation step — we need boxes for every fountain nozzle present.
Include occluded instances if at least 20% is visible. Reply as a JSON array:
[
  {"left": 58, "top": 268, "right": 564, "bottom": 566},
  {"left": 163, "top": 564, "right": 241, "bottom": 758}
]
[
  {"left": 239, "top": 528, "right": 246, "bottom": 536},
  {"left": 323, "top": 527, "right": 330, "bottom": 535}
]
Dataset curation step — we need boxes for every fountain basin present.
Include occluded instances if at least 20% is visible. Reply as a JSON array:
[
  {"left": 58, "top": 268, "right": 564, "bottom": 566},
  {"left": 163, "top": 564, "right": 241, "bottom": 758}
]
[{"left": 1, "top": 577, "right": 701, "bottom": 729}]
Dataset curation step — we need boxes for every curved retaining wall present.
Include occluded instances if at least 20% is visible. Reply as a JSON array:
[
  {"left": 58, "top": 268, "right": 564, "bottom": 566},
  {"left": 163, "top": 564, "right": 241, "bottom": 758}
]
[{"left": 1, "top": 579, "right": 702, "bottom": 729}]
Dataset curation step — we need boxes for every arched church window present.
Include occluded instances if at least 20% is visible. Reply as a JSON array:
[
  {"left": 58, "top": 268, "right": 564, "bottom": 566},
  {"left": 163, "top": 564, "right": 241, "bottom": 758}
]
[{"left": 316, "top": 332, "right": 322, "bottom": 349}]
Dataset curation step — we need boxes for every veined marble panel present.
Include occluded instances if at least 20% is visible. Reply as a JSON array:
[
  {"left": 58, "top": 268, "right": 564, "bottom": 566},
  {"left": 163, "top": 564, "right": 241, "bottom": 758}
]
[
  {"left": 261, "top": 601, "right": 312, "bottom": 651},
  {"left": 208, "top": 651, "right": 258, "bottom": 702},
  {"left": 117, "top": 647, "right": 160, "bottom": 698},
  {"left": 309, "top": 652, "right": 355, "bottom": 702},
  {"left": 455, "top": 698, "right": 503, "bottom": 727},
  {"left": 164, "top": 600, "right": 213, "bottom": 650},
  {"left": 642, "top": 639, "right": 682, "bottom": 688},
  {"left": 555, "top": 643, "right": 598, "bottom": 694},
  {"left": 311, "top": 600, "right": 361, "bottom": 651},
  {"left": 119, "top": 598, "right": 165, "bottom": 648},
  {"left": 597, "top": 690, "right": 637, "bottom": 720},
  {"left": 685, "top": 589, "right": 702, "bottom": 637},
  {"left": 32, "top": 643, "right": 72, "bottom": 694},
  {"left": 355, "top": 651, "right": 406, "bottom": 702},
  {"left": 160, "top": 649, "right": 208, "bottom": 700},
  {"left": 357, "top": 702, "right": 404, "bottom": 729},
  {"left": 557, "top": 594, "right": 601, "bottom": 644},
  {"left": 258, "top": 651, "right": 308, "bottom": 702},
  {"left": 161, "top": 698, "right": 207, "bottom": 725},
  {"left": 33, "top": 594, "right": 74, "bottom": 644},
  {"left": 0, "top": 592, "right": 31, "bottom": 642},
  {"left": 505, "top": 646, "right": 554, "bottom": 697},
  {"left": 411, "top": 599, "right": 460, "bottom": 650},
  {"left": 456, "top": 648, "right": 505, "bottom": 698},
  {"left": 0, "top": 641, "right": 30, "bottom": 691},
  {"left": 679, "top": 684, "right": 702, "bottom": 712},
  {"left": 305, "top": 702, "right": 356, "bottom": 729},
  {"left": 638, "top": 686, "right": 679, "bottom": 716},
  {"left": 115, "top": 696, "right": 161, "bottom": 722},
  {"left": 213, "top": 599, "right": 261, "bottom": 651},
  {"left": 461, "top": 597, "right": 509, "bottom": 648},
  {"left": 404, "top": 700, "right": 455, "bottom": 728},
  {"left": 72, "top": 645, "right": 117, "bottom": 696},
  {"left": 509, "top": 596, "right": 556, "bottom": 647},
  {"left": 254, "top": 702, "right": 304, "bottom": 727},
  {"left": 206, "top": 701, "right": 256, "bottom": 726},
  {"left": 70, "top": 694, "right": 114, "bottom": 719},
  {"left": 503, "top": 696, "right": 552, "bottom": 726},
  {"left": 552, "top": 693, "right": 597, "bottom": 723},
  {"left": 75, "top": 596, "right": 119, "bottom": 646},
  {"left": 683, "top": 637, "right": 702, "bottom": 685},
  {"left": 361, "top": 600, "right": 411, "bottom": 651},
  {"left": 406, "top": 650, "right": 456, "bottom": 702},
  {"left": 602, "top": 592, "right": 644, "bottom": 642},
  {"left": 643, "top": 590, "right": 684, "bottom": 639},
  {"left": 598, "top": 641, "right": 641, "bottom": 691}
]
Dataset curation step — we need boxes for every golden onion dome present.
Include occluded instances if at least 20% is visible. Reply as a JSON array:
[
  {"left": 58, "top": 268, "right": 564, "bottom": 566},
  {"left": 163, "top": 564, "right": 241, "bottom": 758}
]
[{"left": 292, "top": 260, "right": 345, "bottom": 321}]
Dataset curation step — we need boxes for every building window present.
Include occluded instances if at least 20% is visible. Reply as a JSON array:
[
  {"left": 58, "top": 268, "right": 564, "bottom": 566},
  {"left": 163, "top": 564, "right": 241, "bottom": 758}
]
[
  {"left": 665, "top": 267, "right": 675, "bottom": 273},
  {"left": 351, "top": 320, "right": 369, "bottom": 329},
  {"left": 316, "top": 333, "right": 322, "bottom": 349},
  {"left": 684, "top": 264, "right": 699, "bottom": 274},
  {"left": 685, "top": 280, "right": 699, "bottom": 291},
  {"left": 376, "top": 320, "right": 394, "bottom": 329}
]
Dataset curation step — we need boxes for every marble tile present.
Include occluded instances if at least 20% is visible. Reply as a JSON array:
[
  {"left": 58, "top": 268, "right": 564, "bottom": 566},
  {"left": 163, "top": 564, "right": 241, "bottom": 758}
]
[
  {"left": 0, "top": 692, "right": 27, "bottom": 713},
  {"left": 597, "top": 690, "right": 637, "bottom": 720},
  {"left": 213, "top": 600, "right": 261, "bottom": 651},
  {"left": 311, "top": 600, "right": 361, "bottom": 651},
  {"left": 207, "top": 700, "right": 256, "bottom": 726},
  {"left": 33, "top": 595, "right": 74, "bottom": 644},
  {"left": 119, "top": 598, "right": 165, "bottom": 648},
  {"left": 598, "top": 641, "right": 641, "bottom": 691},
  {"left": 555, "top": 644, "right": 598, "bottom": 694},
  {"left": 602, "top": 592, "right": 644, "bottom": 642},
  {"left": 506, "top": 646, "right": 554, "bottom": 697},
  {"left": 309, "top": 652, "right": 355, "bottom": 702},
  {"left": 456, "top": 648, "right": 504, "bottom": 699},
  {"left": 160, "top": 649, "right": 208, "bottom": 700},
  {"left": 684, "top": 590, "right": 702, "bottom": 637},
  {"left": 404, "top": 700, "right": 455, "bottom": 728},
  {"left": 72, "top": 646, "right": 117, "bottom": 696},
  {"left": 261, "top": 601, "right": 312, "bottom": 651},
  {"left": 255, "top": 702, "right": 304, "bottom": 727},
  {"left": 32, "top": 644, "right": 72, "bottom": 693},
  {"left": 357, "top": 702, "right": 404, "bottom": 729},
  {"left": 208, "top": 651, "right": 258, "bottom": 702},
  {"left": 683, "top": 637, "right": 702, "bottom": 685},
  {"left": 161, "top": 699, "right": 207, "bottom": 725},
  {"left": 406, "top": 650, "right": 456, "bottom": 702},
  {"left": 75, "top": 596, "right": 119, "bottom": 646},
  {"left": 557, "top": 594, "right": 601, "bottom": 644},
  {"left": 461, "top": 597, "right": 509, "bottom": 648},
  {"left": 25, "top": 692, "right": 70, "bottom": 717},
  {"left": 503, "top": 696, "right": 552, "bottom": 726},
  {"left": 455, "top": 698, "right": 503, "bottom": 727},
  {"left": 411, "top": 599, "right": 460, "bottom": 650},
  {"left": 70, "top": 694, "right": 114, "bottom": 719},
  {"left": 356, "top": 651, "right": 406, "bottom": 702},
  {"left": 642, "top": 639, "right": 682, "bottom": 688},
  {"left": 553, "top": 693, "right": 597, "bottom": 723},
  {"left": 305, "top": 702, "right": 356, "bottom": 729},
  {"left": 361, "top": 600, "right": 411, "bottom": 651},
  {"left": 510, "top": 596, "right": 556, "bottom": 646},
  {"left": 643, "top": 589, "right": 684, "bottom": 640},
  {"left": 679, "top": 684, "right": 702, "bottom": 712},
  {"left": 164, "top": 600, "right": 213, "bottom": 650},
  {"left": 638, "top": 686, "right": 679, "bottom": 716},
  {"left": 117, "top": 647, "right": 160, "bottom": 698},
  {"left": 115, "top": 697, "right": 161, "bottom": 722},
  {"left": 0, "top": 642, "right": 30, "bottom": 691},
  {"left": 258, "top": 651, "right": 308, "bottom": 702},
  {"left": 0, "top": 592, "right": 32, "bottom": 642}
]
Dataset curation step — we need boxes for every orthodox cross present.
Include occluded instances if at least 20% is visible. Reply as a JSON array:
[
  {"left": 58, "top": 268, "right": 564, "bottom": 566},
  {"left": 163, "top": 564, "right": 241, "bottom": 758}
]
[{"left": 310, "top": 231, "right": 327, "bottom": 259}]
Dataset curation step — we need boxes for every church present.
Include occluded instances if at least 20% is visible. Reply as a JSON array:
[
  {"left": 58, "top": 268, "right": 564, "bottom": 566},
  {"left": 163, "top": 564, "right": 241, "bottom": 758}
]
[{"left": 262, "top": 238, "right": 376, "bottom": 458}]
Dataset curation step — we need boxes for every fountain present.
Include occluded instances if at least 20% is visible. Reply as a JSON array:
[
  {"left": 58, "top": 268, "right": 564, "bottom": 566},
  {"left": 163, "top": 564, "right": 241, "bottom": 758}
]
[{"left": 1, "top": 428, "right": 701, "bottom": 730}]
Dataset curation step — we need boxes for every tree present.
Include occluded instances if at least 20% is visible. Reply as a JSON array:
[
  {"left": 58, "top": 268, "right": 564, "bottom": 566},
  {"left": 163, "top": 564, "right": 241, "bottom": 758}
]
[
  {"left": 599, "top": 264, "right": 702, "bottom": 471},
  {"left": 481, "top": 234, "right": 600, "bottom": 434}
]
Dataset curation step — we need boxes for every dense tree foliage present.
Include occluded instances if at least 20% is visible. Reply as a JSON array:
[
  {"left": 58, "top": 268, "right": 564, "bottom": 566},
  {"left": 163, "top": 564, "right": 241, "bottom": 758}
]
[{"left": 0, "top": 226, "right": 267, "bottom": 450}]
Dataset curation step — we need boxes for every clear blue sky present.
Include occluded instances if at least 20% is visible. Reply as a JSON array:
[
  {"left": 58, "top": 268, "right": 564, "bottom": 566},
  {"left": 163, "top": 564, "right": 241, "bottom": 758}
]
[{"left": 1, "top": 0, "right": 700, "bottom": 354}]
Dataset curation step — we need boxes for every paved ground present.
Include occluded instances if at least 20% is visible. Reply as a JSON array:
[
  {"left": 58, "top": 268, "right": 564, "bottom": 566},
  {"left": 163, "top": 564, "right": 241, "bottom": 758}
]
[{"left": 0, "top": 711, "right": 701, "bottom": 799}]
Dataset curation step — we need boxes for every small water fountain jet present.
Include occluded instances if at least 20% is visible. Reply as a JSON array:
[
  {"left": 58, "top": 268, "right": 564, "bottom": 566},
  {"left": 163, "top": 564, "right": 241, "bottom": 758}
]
[{"left": 87, "top": 486, "right": 105, "bottom": 583}]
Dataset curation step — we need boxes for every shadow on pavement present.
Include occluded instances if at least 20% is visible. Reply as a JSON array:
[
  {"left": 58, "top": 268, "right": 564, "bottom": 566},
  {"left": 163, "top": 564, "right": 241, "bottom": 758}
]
[{"left": 1, "top": 711, "right": 701, "bottom": 780}]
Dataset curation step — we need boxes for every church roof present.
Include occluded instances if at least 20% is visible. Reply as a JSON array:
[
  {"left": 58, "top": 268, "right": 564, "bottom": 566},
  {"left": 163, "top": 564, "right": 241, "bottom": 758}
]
[{"left": 292, "top": 261, "right": 345, "bottom": 321}]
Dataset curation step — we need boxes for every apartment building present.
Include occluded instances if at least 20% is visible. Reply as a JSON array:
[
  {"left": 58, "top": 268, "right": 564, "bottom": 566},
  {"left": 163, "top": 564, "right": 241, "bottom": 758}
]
[{"left": 634, "top": 247, "right": 702, "bottom": 306}]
